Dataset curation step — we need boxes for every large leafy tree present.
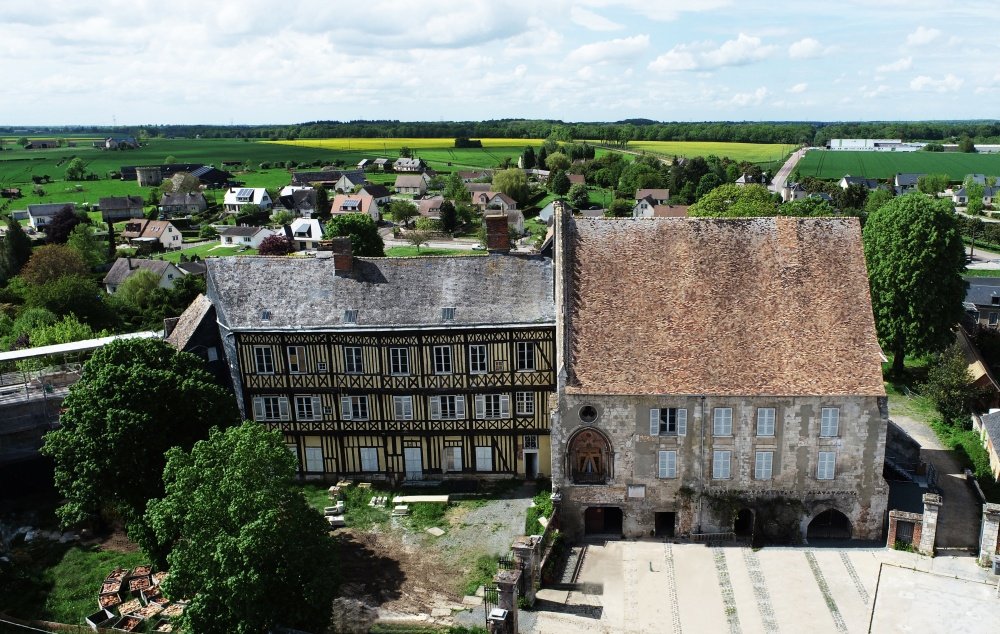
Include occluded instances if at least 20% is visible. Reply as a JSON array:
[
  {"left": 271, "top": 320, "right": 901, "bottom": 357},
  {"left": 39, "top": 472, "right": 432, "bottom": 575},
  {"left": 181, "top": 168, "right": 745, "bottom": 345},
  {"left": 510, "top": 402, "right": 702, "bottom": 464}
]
[
  {"left": 41, "top": 339, "right": 239, "bottom": 537},
  {"left": 24, "top": 275, "right": 110, "bottom": 328},
  {"left": 688, "top": 184, "right": 778, "bottom": 217},
  {"left": 492, "top": 168, "right": 529, "bottom": 204},
  {"left": 146, "top": 422, "right": 338, "bottom": 634},
  {"left": 567, "top": 183, "right": 590, "bottom": 209},
  {"left": 45, "top": 205, "right": 85, "bottom": 244},
  {"left": 922, "top": 342, "right": 978, "bottom": 427},
  {"left": 438, "top": 200, "right": 458, "bottom": 233},
  {"left": 388, "top": 199, "right": 419, "bottom": 226},
  {"left": 0, "top": 216, "right": 33, "bottom": 283},
  {"left": 324, "top": 212, "right": 385, "bottom": 256},
  {"left": 66, "top": 224, "right": 106, "bottom": 268},
  {"left": 20, "top": 244, "right": 89, "bottom": 285},
  {"left": 443, "top": 172, "right": 470, "bottom": 203},
  {"left": 862, "top": 194, "right": 966, "bottom": 374},
  {"left": 257, "top": 235, "right": 295, "bottom": 256}
]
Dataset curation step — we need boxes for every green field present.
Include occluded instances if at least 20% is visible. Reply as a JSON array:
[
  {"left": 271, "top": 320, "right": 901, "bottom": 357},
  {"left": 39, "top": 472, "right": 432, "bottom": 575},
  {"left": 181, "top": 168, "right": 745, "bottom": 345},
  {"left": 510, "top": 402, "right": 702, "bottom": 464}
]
[
  {"left": 796, "top": 150, "right": 1000, "bottom": 180},
  {"left": 610, "top": 140, "right": 797, "bottom": 163},
  {"left": 271, "top": 138, "right": 539, "bottom": 171}
]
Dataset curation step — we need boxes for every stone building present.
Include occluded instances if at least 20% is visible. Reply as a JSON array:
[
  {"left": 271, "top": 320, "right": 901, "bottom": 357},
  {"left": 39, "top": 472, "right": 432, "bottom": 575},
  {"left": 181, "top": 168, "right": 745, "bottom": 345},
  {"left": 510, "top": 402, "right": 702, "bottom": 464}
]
[{"left": 550, "top": 211, "right": 889, "bottom": 542}]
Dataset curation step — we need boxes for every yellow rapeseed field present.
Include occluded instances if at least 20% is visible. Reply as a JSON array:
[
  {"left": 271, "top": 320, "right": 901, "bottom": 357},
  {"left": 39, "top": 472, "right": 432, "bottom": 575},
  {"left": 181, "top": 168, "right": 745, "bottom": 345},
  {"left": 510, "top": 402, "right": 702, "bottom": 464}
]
[{"left": 619, "top": 141, "right": 797, "bottom": 163}]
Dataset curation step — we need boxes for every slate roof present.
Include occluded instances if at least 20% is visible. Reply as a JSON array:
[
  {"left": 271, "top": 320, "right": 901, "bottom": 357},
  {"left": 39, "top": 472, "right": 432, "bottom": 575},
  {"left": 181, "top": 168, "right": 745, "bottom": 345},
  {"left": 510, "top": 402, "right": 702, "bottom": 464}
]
[
  {"left": 562, "top": 216, "right": 885, "bottom": 396},
  {"left": 291, "top": 170, "right": 343, "bottom": 186},
  {"left": 980, "top": 411, "right": 1000, "bottom": 455},
  {"left": 207, "top": 254, "right": 555, "bottom": 331},
  {"left": 166, "top": 294, "right": 214, "bottom": 350},
  {"left": 395, "top": 174, "right": 426, "bottom": 189},
  {"left": 965, "top": 277, "right": 1000, "bottom": 306},
  {"left": 895, "top": 173, "right": 923, "bottom": 187},
  {"left": 176, "top": 261, "right": 207, "bottom": 276},
  {"left": 841, "top": 175, "right": 880, "bottom": 189},
  {"left": 27, "top": 202, "right": 74, "bottom": 217},
  {"left": 220, "top": 225, "right": 266, "bottom": 238},
  {"left": 103, "top": 258, "right": 172, "bottom": 287},
  {"left": 160, "top": 192, "right": 207, "bottom": 207},
  {"left": 359, "top": 184, "right": 391, "bottom": 199},
  {"left": 99, "top": 196, "right": 143, "bottom": 212}
]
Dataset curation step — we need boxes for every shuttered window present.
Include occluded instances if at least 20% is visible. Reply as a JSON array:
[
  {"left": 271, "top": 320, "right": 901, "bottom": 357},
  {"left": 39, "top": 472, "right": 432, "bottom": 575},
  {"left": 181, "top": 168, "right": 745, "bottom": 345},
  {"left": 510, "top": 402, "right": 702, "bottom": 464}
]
[
  {"left": 712, "top": 450, "right": 732, "bottom": 479},
  {"left": 475, "top": 394, "right": 510, "bottom": 419},
  {"left": 817, "top": 451, "right": 836, "bottom": 480},
  {"left": 430, "top": 395, "right": 465, "bottom": 420},
  {"left": 393, "top": 396, "right": 413, "bottom": 421},
  {"left": 294, "top": 395, "right": 323, "bottom": 421},
  {"left": 820, "top": 408, "right": 840, "bottom": 437},
  {"left": 658, "top": 450, "right": 677, "bottom": 479},
  {"left": 713, "top": 408, "right": 733, "bottom": 436},
  {"left": 252, "top": 396, "right": 289, "bottom": 421},
  {"left": 360, "top": 447, "right": 378, "bottom": 472},
  {"left": 649, "top": 408, "right": 687, "bottom": 436},
  {"left": 754, "top": 451, "right": 773, "bottom": 480},
  {"left": 756, "top": 408, "right": 776, "bottom": 436},
  {"left": 340, "top": 396, "right": 369, "bottom": 420}
]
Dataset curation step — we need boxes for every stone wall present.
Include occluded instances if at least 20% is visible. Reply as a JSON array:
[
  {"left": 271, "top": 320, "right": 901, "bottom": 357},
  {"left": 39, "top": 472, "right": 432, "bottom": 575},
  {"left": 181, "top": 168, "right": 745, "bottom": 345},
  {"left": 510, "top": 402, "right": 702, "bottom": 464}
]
[
  {"left": 551, "top": 393, "right": 888, "bottom": 541},
  {"left": 886, "top": 510, "right": 923, "bottom": 548}
]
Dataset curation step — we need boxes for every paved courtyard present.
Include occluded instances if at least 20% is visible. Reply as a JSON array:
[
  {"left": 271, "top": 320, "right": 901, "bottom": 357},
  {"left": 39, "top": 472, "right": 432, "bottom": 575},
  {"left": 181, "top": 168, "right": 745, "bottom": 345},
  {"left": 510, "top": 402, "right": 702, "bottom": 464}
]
[{"left": 526, "top": 541, "right": 1000, "bottom": 634}]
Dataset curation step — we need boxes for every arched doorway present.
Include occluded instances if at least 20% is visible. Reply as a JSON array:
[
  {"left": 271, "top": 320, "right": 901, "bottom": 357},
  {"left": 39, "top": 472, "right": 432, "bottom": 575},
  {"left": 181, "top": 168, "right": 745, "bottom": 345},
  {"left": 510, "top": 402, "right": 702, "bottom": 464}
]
[
  {"left": 567, "top": 428, "right": 612, "bottom": 484},
  {"left": 734, "top": 508, "right": 754, "bottom": 538},
  {"left": 807, "top": 509, "right": 852, "bottom": 540},
  {"left": 584, "top": 506, "right": 623, "bottom": 535}
]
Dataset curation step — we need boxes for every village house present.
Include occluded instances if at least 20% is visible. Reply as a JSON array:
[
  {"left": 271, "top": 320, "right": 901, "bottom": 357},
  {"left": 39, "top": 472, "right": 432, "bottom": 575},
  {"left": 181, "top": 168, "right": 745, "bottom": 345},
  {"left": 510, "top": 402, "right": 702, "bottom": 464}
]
[
  {"left": 973, "top": 410, "right": 1000, "bottom": 482},
  {"left": 102, "top": 258, "right": 181, "bottom": 293},
  {"left": 394, "top": 174, "right": 427, "bottom": 196},
  {"left": 458, "top": 170, "right": 492, "bottom": 183},
  {"left": 838, "top": 175, "right": 881, "bottom": 190},
  {"left": 417, "top": 196, "right": 444, "bottom": 219},
  {"left": 98, "top": 196, "right": 144, "bottom": 221},
  {"left": 358, "top": 184, "right": 392, "bottom": 206},
  {"left": 330, "top": 193, "right": 380, "bottom": 223},
  {"left": 334, "top": 171, "right": 368, "bottom": 193},
  {"left": 633, "top": 188, "right": 683, "bottom": 218},
  {"left": 219, "top": 225, "right": 277, "bottom": 249},
  {"left": 963, "top": 276, "right": 1000, "bottom": 329},
  {"left": 276, "top": 186, "right": 318, "bottom": 217},
  {"left": 26, "top": 202, "right": 74, "bottom": 229},
  {"left": 24, "top": 139, "right": 58, "bottom": 149},
  {"left": 393, "top": 157, "right": 426, "bottom": 172},
  {"left": 894, "top": 173, "right": 924, "bottom": 195},
  {"left": 780, "top": 182, "right": 808, "bottom": 202},
  {"left": 287, "top": 218, "right": 324, "bottom": 251},
  {"left": 120, "top": 219, "right": 183, "bottom": 251},
  {"left": 550, "top": 209, "right": 888, "bottom": 542},
  {"left": 953, "top": 186, "right": 999, "bottom": 207},
  {"left": 159, "top": 192, "right": 208, "bottom": 215},
  {"left": 205, "top": 218, "right": 555, "bottom": 481},
  {"left": 223, "top": 187, "right": 272, "bottom": 214}
]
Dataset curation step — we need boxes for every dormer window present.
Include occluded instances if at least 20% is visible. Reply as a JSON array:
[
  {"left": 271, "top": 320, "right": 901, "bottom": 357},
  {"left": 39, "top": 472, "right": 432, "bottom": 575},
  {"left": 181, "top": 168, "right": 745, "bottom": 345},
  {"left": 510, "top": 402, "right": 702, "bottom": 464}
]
[
  {"left": 261, "top": 310, "right": 272, "bottom": 321},
  {"left": 343, "top": 309, "right": 358, "bottom": 324},
  {"left": 442, "top": 307, "right": 455, "bottom": 321},
  {"left": 992, "top": 296, "right": 999, "bottom": 306}
]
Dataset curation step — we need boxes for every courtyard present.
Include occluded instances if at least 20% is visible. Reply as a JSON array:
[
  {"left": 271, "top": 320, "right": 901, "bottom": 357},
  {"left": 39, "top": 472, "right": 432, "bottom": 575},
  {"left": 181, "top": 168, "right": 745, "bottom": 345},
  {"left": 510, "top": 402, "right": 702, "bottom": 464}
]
[{"left": 514, "top": 541, "right": 1000, "bottom": 634}]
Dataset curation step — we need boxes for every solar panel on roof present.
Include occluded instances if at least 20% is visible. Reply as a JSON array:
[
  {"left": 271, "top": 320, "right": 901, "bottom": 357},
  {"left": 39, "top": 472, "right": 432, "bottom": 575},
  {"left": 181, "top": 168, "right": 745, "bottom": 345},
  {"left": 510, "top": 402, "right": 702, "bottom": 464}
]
[{"left": 237, "top": 188, "right": 254, "bottom": 198}]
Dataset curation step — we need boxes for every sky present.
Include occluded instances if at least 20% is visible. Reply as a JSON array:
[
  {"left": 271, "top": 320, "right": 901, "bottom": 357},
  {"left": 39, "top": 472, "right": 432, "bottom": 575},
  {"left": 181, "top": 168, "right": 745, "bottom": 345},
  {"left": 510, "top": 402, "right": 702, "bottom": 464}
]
[{"left": 2, "top": 0, "right": 998, "bottom": 126}]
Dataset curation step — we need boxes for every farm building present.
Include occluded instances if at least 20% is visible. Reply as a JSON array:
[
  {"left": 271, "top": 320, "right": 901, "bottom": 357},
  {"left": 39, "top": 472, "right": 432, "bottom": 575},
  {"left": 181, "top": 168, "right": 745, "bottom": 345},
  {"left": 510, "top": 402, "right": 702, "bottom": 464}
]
[{"left": 826, "top": 139, "right": 921, "bottom": 152}]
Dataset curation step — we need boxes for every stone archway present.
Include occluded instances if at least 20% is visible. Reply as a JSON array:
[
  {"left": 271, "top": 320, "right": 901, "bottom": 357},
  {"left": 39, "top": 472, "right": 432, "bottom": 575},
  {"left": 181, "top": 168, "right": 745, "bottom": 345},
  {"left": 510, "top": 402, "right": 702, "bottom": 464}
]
[
  {"left": 734, "top": 508, "right": 755, "bottom": 538},
  {"left": 807, "top": 508, "right": 852, "bottom": 540},
  {"left": 567, "top": 427, "right": 613, "bottom": 484}
]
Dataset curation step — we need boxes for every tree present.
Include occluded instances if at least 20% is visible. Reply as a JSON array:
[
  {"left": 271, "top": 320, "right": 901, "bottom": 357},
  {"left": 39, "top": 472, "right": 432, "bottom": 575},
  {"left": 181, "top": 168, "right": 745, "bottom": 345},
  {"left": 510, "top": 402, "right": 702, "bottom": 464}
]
[
  {"left": 617, "top": 162, "right": 666, "bottom": 196},
  {"left": 966, "top": 182, "right": 986, "bottom": 216},
  {"left": 405, "top": 230, "right": 431, "bottom": 252},
  {"left": 492, "top": 168, "right": 529, "bottom": 204},
  {"left": 520, "top": 147, "right": 536, "bottom": 169},
  {"left": 922, "top": 343, "right": 979, "bottom": 427},
  {"left": 688, "top": 184, "right": 778, "bottom": 217},
  {"left": 314, "top": 186, "right": 331, "bottom": 223},
  {"left": 257, "top": 235, "right": 295, "bottom": 256},
  {"left": 20, "top": 244, "right": 89, "bottom": 285},
  {"left": 144, "top": 422, "right": 338, "bottom": 634},
  {"left": 918, "top": 174, "right": 950, "bottom": 195},
  {"left": 65, "top": 157, "right": 87, "bottom": 181},
  {"left": 605, "top": 198, "right": 634, "bottom": 218},
  {"left": 958, "top": 135, "right": 976, "bottom": 153},
  {"left": 324, "top": 213, "right": 385, "bottom": 257},
  {"left": 116, "top": 269, "right": 162, "bottom": 309},
  {"left": 270, "top": 209, "right": 294, "bottom": 227},
  {"left": 41, "top": 339, "right": 239, "bottom": 537},
  {"left": 545, "top": 152, "right": 571, "bottom": 172},
  {"left": 864, "top": 188, "right": 894, "bottom": 216},
  {"left": 550, "top": 171, "right": 571, "bottom": 195},
  {"left": 45, "top": 205, "right": 84, "bottom": 244},
  {"left": 438, "top": 200, "right": 458, "bottom": 233},
  {"left": 834, "top": 183, "right": 868, "bottom": 211},
  {"left": 399, "top": 146, "right": 413, "bottom": 158},
  {"left": 29, "top": 314, "right": 103, "bottom": 347},
  {"left": 0, "top": 216, "right": 33, "bottom": 283},
  {"left": 443, "top": 172, "right": 470, "bottom": 203},
  {"left": 388, "top": 200, "right": 419, "bottom": 227},
  {"left": 777, "top": 197, "right": 836, "bottom": 217},
  {"left": 695, "top": 173, "right": 722, "bottom": 200},
  {"left": 66, "top": 224, "right": 105, "bottom": 268},
  {"left": 164, "top": 155, "right": 177, "bottom": 164},
  {"left": 863, "top": 194, "right": 966, "bottom": 374},
  {"left": 923, "top": 143, "right": 945, "bottom": 152},
  {"left": 568, "top": 183, "right": 590, "bottom": 209},
  {"left": 537, "top": 146, "right": 548, "bottom": 170},
  {"left": 199, "top": 225, "right": 219, "bottom": 239},
  {"left": 24, "top": 275, "right": 110, "bottom": 329},
  {"left": 16, "top": 136, "right": 28, "bottom": 147}
]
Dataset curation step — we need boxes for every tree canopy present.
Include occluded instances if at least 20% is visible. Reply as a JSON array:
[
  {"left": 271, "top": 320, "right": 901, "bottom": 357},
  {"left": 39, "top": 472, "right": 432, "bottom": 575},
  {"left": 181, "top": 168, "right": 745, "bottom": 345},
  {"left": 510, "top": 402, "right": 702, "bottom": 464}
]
[
  {"left": 66, "top": 224, "right": 106, "bottom": 268},
  {"left": 0, "top": 216, "right": 33, "bottom": 284},
  {"left": 688, "top": 184, "right": 778, "bottom": 217},
  {"left": 45, "top": 205, "right": 85, "bottom": 244},
  {"left": 324, "top": 212, "right": 385, "bottom": 257},
  {"left": 567, "top": 183, "right": 589, "bottom": 209},
  {"left": 438, "top": 200, "right": 458, "bottom": 233},
  {"left": 605, "top": 198, "right": 633, "bottom": 218},
  {"left": 388, "top": 199, "right": 419, "bottom": 226},
  {"left": 492, "top": 168, "right": 529, "bottom": 204},
  {"left": 20, "top": 244, "right": 89, "bottom": 285},
  {"left": 146, "top": 422, "right": 338, "bottom": 634},
  {"left": 862, "top": 194, "right": 966, "bottom": 373},
  {"left": 257, "top": 235, "right": 295, "bottom": 256},
  {"left": 550, "top": 171, "right": 571, "bottom": 195},
  {"left": 65, "top": 157, "right": 87, "bottom": 181},
  {"left": 777, "top": 197, "right": 837, "bottom": 217},
  {"left": 41, "top": 338, "right": 239, "bottom": 540}
]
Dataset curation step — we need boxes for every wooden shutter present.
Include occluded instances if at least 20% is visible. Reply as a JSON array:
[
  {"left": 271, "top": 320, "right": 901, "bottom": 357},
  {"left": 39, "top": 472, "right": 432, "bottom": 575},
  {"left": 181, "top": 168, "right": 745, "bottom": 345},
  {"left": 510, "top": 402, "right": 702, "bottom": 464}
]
[
  {"left": 649, "top": 408, "right": 660, "bottom": 435},
  {"left": 252, "top": 397, "right": 264, "bottom": 420},
  {"left": 341, "top": 396, "right": 352, "bottom": 420},
  {"left": 475, "top": 395, "right": 485, "bottom": 419},
  {"left": 312, "top": 397, "right": 322, "bottom": 420},
  {"left": 278, "top": 397, "right": 290, "bottom": 421},
  {"left": 430, "top": 396, "right": 441, "bottom": 420},
  {"left": 658, "top": 450, "right": 668, "bottom": 478},
  {"left": 455, "top": 396, "right": 466, "bottom": 418},
  {"left": 500, "top": 395, "right": 510, "bottom": 418},
  {"left": 677, "top": 409, "right": 687, "bottom": 436},
  {"left": 394, "top": 397, "right": 404, "bottom": 420}
]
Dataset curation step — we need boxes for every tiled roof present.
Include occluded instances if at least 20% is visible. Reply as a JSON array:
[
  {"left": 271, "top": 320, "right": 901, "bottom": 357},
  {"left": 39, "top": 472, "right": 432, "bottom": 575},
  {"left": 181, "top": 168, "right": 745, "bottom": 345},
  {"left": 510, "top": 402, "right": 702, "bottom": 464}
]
[
  {"left": 103, "top": 258, "right": 172, "bottom": 287},
  {"left": 635, "top": 188, "right": 669, "bottom": 201},
  {"left": 395, "top": 174, "right": 425, "bottom": 188},
  {"left": 207, "top": 254, "right": 555, "bottom": 331},
  {"left": 562, "top": 216, "right": 885, "bottom": 396},
  {"left": 220, "top": 225, "right": 264, "bottom": 238},
  {"left": 166, "top": 294, "right": 214, "bottom": 350}
]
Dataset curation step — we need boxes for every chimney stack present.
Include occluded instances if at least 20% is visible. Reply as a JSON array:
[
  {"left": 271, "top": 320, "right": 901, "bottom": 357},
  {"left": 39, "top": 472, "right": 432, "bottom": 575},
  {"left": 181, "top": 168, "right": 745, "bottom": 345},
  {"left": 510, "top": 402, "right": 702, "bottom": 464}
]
[
  {"left": 484, "top": 213, "right": 510, "bottom": 253},
  {"left": 318, "top": 237, "right": 354, "bottom": 273}
]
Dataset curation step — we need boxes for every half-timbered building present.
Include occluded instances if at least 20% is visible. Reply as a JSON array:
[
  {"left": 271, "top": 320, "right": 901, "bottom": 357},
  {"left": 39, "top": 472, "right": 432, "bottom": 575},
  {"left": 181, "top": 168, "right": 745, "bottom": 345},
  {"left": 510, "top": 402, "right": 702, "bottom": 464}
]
[{"left": 206, "top": 219, "right": 555, "bottom": 482}]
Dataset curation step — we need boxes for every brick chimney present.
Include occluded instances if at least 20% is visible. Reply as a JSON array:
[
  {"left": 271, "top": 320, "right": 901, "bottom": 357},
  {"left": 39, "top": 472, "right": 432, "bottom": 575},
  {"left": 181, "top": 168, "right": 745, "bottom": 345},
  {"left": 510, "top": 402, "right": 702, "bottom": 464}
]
[
  {"left": 318, "top": 237, "right": 353, "bottom": 273},
  {"left": 484, "top": 213, "right": 510, "bottom": 253}
]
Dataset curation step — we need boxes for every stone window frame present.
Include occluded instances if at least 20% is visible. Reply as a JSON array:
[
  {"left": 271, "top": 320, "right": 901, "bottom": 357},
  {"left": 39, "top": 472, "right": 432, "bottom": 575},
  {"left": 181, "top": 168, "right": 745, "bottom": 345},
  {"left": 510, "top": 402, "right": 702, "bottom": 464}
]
[
  {"left": 658, "top": 450, "right": 677, "bottom": 479},
  {"left": 820, "top": 407, "right": 840, "bottom": 437},
  {"left": 754, "top": 450, "right": 773, "bottom": 480},
  {"left": 712, "top": 449, "right": 732, "bottom": 479},
  {"left": 713, "top": 407, "right": 733, "bottom": 437},
  {"left": 756, "top": 407, "right": 776, "bottom": 437}
]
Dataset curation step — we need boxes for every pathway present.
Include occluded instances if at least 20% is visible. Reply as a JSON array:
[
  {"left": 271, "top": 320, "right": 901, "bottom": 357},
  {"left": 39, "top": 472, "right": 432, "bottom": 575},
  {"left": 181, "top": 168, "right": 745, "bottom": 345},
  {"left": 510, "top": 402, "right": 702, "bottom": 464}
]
[{"left": 769, "top": 147, "right": 808, "bottom": 193}]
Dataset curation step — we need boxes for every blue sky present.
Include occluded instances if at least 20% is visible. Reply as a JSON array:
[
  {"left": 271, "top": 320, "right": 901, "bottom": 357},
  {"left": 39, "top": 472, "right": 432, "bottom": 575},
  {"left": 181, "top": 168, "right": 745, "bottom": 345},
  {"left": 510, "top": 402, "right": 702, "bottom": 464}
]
[{"left": 1, "top": 0, "right": 997, "bottom": 125}]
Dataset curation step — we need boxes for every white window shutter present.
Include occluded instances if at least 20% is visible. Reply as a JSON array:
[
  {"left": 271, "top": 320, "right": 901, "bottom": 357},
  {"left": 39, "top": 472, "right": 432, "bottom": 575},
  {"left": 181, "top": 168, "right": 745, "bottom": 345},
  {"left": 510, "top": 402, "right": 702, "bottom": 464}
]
[
  {"left": 278, "top": 397, "right": 290, "bottom": 421},
  {"left": 393, "top": 397, "right": 404, "bottom": 420},
  {"left": 430, "top": 396, "right": 441, "bottom": 420},
  {"left": 666, "top": 451, "right": 676, "bottom": 477},
  {"left": 475, "top": 395, "right": 485, "bottom": 420},
  {"left": 677, "top": 409, "right": 687, "bottom": 436},
  {"left": 341, "top": 396, "right": 352, "bottom": 420},
  {"left": 649, "top": 408, "right": 660, "bottom": 435},
  {"left": 456, "top": 396, "right": 466, "bottom": 418},
  {"left": 312, "top": 397, "right": 322, "bottom": 420},
  {"left": 658, "top": 450, "right": 668, "bottom": 478},
  {"left": 404, "top": 397, "right": 413, "bottom": 420},
  {"left": 252, "top": 397, "right": 264, "bottom": 420},
  {"left": 500, "top": 395, "right": 510, "bottom": 418}
]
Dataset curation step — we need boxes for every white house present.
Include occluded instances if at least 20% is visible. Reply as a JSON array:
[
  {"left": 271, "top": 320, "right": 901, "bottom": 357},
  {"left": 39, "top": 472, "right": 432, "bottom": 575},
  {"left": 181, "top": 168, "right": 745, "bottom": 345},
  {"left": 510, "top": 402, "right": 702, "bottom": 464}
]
[
  {"left": 219, "top": 225, "right": 278, "bottom": 249},
  {"left": 121, "top": 219, "right": 183, "bottom": 251},
  {"left": 394, "top": 174, "right": 427, "bottom": 195},
  {"left": 330, "top": 193, "right": 380, "bottom": 223},
  {"left": 288, "top": 218, "right": 324, "bottom": 251},
  {"left": 223, "top": 187, "right": 272, "bottom": 213},
  {"left": 334, "top": 171, "right": 367, "bottom": 193},
  {"left": 27, "top": 202, "right": 74, "bottom": 229}
]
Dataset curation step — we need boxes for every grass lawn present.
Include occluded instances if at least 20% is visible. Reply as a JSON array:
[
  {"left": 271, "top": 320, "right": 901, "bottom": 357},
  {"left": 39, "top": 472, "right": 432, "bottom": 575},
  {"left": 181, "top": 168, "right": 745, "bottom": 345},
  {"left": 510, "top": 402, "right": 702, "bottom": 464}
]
[
  {"left": 385, "top": 246, "right": 483, "bottom": 257},
  {"left": 797, "top": 150, "right": 1000, "bottom": 181},
  {"left": 964, "top": 268, "right": 1000, "bottom": 277},
  {"left": 1, "top": 541, "right": 149, "bottom": 625},
  {"left": 160, "top": 243, "right": 257, "bottom": 262}
]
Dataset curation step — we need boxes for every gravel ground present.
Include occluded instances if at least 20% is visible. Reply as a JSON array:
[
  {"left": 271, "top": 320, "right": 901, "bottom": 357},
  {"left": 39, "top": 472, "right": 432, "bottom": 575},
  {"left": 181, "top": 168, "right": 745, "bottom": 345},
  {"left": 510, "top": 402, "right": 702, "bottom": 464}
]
[{"left": 436, "top": 485, "right": 536, "bottom": 556}]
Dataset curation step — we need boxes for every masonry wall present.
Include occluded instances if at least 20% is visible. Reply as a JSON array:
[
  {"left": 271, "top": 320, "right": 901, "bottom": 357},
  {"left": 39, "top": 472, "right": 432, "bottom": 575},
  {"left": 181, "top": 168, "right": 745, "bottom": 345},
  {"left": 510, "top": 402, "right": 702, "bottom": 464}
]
[{"left": 551, "top": 393, "right": 888, "bottom": 541}]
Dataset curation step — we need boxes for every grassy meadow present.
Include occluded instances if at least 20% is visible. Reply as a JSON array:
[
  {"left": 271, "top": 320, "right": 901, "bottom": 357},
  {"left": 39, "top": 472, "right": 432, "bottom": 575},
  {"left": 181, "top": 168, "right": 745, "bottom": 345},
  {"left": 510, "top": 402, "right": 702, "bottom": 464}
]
[{"left": 796, "top": 150, "right": 1000, "bottom": 180}]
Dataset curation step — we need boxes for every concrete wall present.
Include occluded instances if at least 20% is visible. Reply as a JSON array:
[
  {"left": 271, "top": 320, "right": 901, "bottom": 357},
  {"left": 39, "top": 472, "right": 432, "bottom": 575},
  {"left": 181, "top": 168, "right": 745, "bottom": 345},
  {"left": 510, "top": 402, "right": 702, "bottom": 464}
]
[{"left": 551, "top": 393, "right": 888, "bottom": 541}]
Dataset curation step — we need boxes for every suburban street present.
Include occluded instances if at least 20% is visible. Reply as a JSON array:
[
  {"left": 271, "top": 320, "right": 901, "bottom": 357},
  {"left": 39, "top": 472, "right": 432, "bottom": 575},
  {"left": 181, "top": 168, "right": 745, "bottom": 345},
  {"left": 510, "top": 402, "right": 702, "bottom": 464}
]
[{"left": 769, "top": 146, "right": 808, "bottom": 193}]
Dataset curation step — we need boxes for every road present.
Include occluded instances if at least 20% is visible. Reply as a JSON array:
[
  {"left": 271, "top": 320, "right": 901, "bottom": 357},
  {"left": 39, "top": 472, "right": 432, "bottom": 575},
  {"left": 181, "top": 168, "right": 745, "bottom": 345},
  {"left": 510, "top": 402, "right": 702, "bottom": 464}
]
[{"left": 769, "top": 146, "right": 808, "bottom": 193}]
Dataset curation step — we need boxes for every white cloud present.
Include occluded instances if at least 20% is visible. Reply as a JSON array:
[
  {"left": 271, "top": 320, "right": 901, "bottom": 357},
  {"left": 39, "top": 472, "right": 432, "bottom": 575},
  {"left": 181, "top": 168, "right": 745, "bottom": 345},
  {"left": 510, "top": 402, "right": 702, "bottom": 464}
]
[
  {"left": 862, "top": 85, "right": 889, "bottom": 98},
  {"left": 649, "top": 33, "right": 775, "bottom": 72},
  {"left": 570, "top": 6, "right": 623, "bottom": 31},
  {"left": 906, "top": 26, "right": 940, "bottom": 46},
  {"left": 730, "top": 87, "right": 768, "bottom": 106},
  {"left": 876, "top": 57, "right": 912, "bottom": 72},
  {"left": 577, "top": 0, "right": 733, "bottom": 22},
  {"left": 788, "top": 83, "right": 807, "bottom": 93},
  {"left": 788, "top": 37, "right": 822, "bottom": 59},
  {"left": 567, "top": 34, "right": 649, "bottom": 64},
  {"left": 910, "top": 73, "right": 963, "bottom": 92}
]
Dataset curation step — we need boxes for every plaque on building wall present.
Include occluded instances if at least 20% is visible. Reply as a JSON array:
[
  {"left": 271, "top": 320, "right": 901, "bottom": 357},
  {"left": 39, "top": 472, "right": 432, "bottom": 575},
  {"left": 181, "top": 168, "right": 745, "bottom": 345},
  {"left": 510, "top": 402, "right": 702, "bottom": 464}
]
[{"left": 627, "top": 484, "right": 645, "bottom": 498}]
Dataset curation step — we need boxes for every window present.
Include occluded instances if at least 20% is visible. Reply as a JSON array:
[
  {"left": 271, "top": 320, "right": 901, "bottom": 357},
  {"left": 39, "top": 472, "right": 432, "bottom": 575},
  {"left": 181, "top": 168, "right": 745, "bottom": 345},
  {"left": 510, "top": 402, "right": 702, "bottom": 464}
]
[
  {"left": 442, "top": 307, "right": 455, "bottom": 321},
  {"left": 469, "top": 345, "right": 488, "bottom": 374},
  {"left": 344, "top": 347, "right": 363, "bottom": 374},
  {"left": 252, "top": 396, "right": 289, "bottom": 421},
  {"left": 360, "top": 447, "right": 379, "bottom": 472},
  {"left": 523, "top": 435, "right": 538, "bottom": 450},
  {"left": 756, "top": 408, "right": 776, "bottom": 437},
  {"left": 305, "top": 447, "right": 323, "bottom": 472},
  {"left": 649, "top": 408, "right": 688, "bottom": 436},
  {"left": 430, "top": 395, "right": 466, "bottom": 420},
  {"left": 713, "top": 408, "right": 733, "bottom": 436},
  {"left": 712, "top": 450, "right": 732, "bottom": 479},
  {"left": 393, "top": 395, "right": 413, "bottom": 421},
  {"left": 515, "top": 342, "right": 536, "bottom": 371},
  {"left": 475, "top": 446, "right": 493, "bottom": 472},
  {"left": 390, "top": 347, "right": 410, "bottom": 375},
  {"left": 343, "top": 309, "right": 358, "bottom": 324},
  {"left": 754, "top": 451, "right": 773, "bottom": 480},
  {"left": 991, "top": 313, "right": 999, "bottom": 326},
  {"left": 817, "top": 451, "right": 836, "bottom": 480},
  {"left": 516, "top": 392, "right": 535, "bottom": 416},
  {"left": 433, "top": 346, "right": 453, "bottom": 374},
  {"left": 340, "top": 396, "right": 369, "bottom": 420},
  {"left": 475, "top": 394, "right": 510, "bottom": 419},
  {"left": 820, "top": 408, "right": 840, "bottom": 437},
  {"left": 253, "top": 346, "right": 274, "bottom": 374},
  {"left": 295, "top": 395, "right": 322, "bottom": 421},
  {"left": 287, "top": 346, "right": 306, "bottom": 374},
  {"left": 658, "top": 450, "right": 677, "bottom": 479},
  {"left": 443, "top": 446, "right": 462, "bottom": 471}
]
